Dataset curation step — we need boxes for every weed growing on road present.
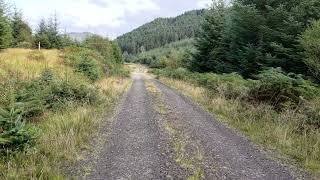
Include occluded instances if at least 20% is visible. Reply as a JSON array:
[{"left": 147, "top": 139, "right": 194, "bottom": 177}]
[{"left": 146, "top": 80, "right": 205, "bottom": 180}]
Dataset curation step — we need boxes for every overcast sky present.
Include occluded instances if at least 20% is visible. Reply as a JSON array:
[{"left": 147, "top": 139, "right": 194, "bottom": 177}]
[{"left": 11, "top": 0, "right": 212, "bottom": 39}]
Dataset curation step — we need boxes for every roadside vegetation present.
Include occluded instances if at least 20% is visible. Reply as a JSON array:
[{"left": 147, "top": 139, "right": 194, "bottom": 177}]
[
  {"left": 0, "top": 1, "right": 130, "bottom": 178},
  {"left": 126, "top": 0, "right": 320, "bottom": 176},
  {"left": 152, "top": 68, "right": 320, "bottom": 175}
]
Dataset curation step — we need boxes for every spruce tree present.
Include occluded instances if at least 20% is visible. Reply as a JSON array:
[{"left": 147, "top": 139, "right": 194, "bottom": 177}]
[
  {"left": 192, "top": 0, "right": 228, "bottom": 73},
  {"left": 35, "top": 19, "right": 51, "bottom": 49},
  {"left": 0, "top": 0, "right": 12, "bottom": 49},
  {"left": 11, "top": 8, "right": 33, "bottom": 47}
]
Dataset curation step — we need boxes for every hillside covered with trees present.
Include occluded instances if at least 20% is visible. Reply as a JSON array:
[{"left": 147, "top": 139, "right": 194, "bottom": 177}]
[{"left": 116, "top": 9, "right": 205, "bottom": 54}]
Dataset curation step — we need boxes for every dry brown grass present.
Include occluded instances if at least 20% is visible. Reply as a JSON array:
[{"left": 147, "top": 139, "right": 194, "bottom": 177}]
[{"left": 0, "top": 48, "right": 75, "bottom": 81}]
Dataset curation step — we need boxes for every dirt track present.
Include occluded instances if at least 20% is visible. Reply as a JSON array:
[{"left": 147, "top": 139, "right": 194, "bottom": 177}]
[{"left": 87, "top": 66, "right": 310, "bottom": 180}]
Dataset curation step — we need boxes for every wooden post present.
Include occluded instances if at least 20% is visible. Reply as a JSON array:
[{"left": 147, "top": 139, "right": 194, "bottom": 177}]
[{"left": 38, "top": 42, "right": 41, "bottom": 51}]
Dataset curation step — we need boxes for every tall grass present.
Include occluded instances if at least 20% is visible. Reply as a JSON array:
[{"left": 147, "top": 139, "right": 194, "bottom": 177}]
[
  {"left": 0, "top": 49, "right": 77, "bottom": 81},
  {"left": 0, "top": 77, "right": 131, "bottom": 179},
  {"left": 159, "top": 77, "right": 320, "bottom": 178},
  {"left": 0, "top": 49, "right": 132, "bottom": 179}
]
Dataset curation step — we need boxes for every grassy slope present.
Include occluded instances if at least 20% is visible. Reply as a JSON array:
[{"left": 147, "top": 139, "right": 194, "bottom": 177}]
[
  {"left": 0, "top": 49, "right": 74, "bottom": 81},
  {"left": 0, "top": 49, "right": 131, "bottom": 179},
  {"left": 158, "top": 77, "right": 320, "bottom": 178}
]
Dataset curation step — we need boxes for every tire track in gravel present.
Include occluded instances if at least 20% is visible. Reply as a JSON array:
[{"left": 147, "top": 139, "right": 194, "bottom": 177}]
[{"left": 152, "top": 79, "right": 311, "bottom": 180}]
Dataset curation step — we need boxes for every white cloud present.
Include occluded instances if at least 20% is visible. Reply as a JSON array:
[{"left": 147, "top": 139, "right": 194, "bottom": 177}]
[
  {"left": 197, "top": 0, "right": 212, "bottom": 8},
  {"left": 13, "top": 0, "right": 159, "bottom": 28},
  {"left": 12, "top": 0, "right": 212, "bottom": 38},
  {"left": 63, "top": 0, "right": 159, "bottom": 28}
]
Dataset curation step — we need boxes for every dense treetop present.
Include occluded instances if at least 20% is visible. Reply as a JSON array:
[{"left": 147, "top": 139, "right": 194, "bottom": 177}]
[{"left": 192, "top": 0, "right": 320, "bottom": 80}]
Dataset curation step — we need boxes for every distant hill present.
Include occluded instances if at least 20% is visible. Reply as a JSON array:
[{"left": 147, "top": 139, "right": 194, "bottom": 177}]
[
  {"left": 67, "top": 32, "right": 95, "bottom": 42},
  {"left": 116, "top": 9, "right": 206, "bottom": 54}
]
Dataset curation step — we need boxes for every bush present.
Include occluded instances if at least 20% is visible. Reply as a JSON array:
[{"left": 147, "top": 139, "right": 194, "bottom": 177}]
[
  {"left": 301, "top": 98, "right": 320, "bottom": 127},
  {"left": 109, "top": 64, "right": 130, "bottom": 77},
  {"left": 301, "top": 20, "right": 320, "bottom": 82},
  {"left": 152, "top": 68, "right": 249, "bottom": 99},
  {"left": 195, "top": 73, "right": 249, "bottom": 99},
  {"left": 248, "top": 68, "right": 320, "bottom": 110},
  {"left": 0, "top": 103, "right": 38, "bottom": 151},
  {"left": 13, "top": 69, "right": 100, "bottom": 117},
  {"left": 16, "top": 42, "right": 33, "bottom": 49},
  {"left": 75, "top": 55, "right": 101, "bottom": 81},
  {"left": 64, "top": 47, "right": 103, "bottom": 81}
]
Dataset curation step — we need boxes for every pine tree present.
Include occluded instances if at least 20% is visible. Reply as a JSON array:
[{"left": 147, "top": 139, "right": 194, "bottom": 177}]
[
  {"left": 11, "top": 7, "right": 33, "bottom": 48},
  {"left": 0, "top": 0, "right": 12, "bottom": 49},
  {"left": 192, "top": 0, "right": 228, "bottom": 73},
  {"left": 34, "top": 14, "right": 64, "bottom": 49},
  {"left": 34, "top": 19, "right": 51, "bottom": 49},
  {"left": 47, "top": 13, "right": 63, "bottom": 49}
]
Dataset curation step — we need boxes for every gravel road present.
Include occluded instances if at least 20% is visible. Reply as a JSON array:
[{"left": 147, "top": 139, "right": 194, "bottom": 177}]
[
  {"left": 87, "top": 70, "right": 310, "bottom": 180},
  {"left": 153, "top": 80, "right": 310, "bottom": 180},
  {"left": 88, "top": 73, "right": 185, "bottom": 180}
]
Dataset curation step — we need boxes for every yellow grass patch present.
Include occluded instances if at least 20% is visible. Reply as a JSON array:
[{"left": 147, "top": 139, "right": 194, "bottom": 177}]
[{"left": 0, "top": 48, "right": 74, "bottom": 81}]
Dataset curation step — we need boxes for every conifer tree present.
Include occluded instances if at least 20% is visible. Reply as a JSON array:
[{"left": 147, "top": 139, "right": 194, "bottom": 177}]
[
  {"left": 11, "top": 7, "right": 33, "bottom": 47},
  {"left": 192, "top": 0, "right": 227, "bottom": 73},
  {"left": 0, "top": 0, "right": 12, "bottom": 49}
]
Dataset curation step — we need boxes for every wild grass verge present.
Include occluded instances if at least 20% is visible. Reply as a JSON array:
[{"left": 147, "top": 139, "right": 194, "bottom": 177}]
[
  {"left": 0, "top": 77, "right": 131, "bottom": 179},
  {"left": 0, "top": 48, "right": 132, "bottom": 179},
  {"left": 157, "top": 76, "right": 320, "bottom": 178}
]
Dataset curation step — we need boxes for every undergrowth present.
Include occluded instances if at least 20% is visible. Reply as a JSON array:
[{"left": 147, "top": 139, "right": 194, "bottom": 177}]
[{"left": 0, "top": 48, "right": 131, "bottom": 179}]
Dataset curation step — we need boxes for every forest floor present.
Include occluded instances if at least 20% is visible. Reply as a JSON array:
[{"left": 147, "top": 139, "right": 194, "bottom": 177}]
[{"left": 79, "top": 64, "right": 311, "bottom": 180}]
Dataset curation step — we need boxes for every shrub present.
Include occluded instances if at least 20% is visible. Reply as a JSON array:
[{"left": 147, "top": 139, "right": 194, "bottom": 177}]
[
  {"left": 152, "top": 68, "right": 249, "bottom": 99},
  {"left": 16, "top": 42, "right": 33, "bottom": 49},
  {"left": 46, "top": 79, "right": 98, "bottom": 109},
  {"left": 0, "top": 103, "right": 38, "bottom": 151},
  {"left": 301, "top": 98, "right": 320, "bottom": 127},
  {"left": 195, "top": 73, "right": 250, "bottom": 99},
  {"left": 248, "top": 68, "right": 319, "bottom": 110},
  {"left": 12, "top": 69, "right": 100, "bottom": 117},
  {"left": 64, "top": 47, "right": 103, "bottom": 81},
  {"left": 300, "top": 20, "right": 320, "bottom": 82},
  {"left": 109, "top": 64, "right": 130, "bottom": 77},
  {"left": 75, "top": 55, "right": 101, "bottom": 81}
]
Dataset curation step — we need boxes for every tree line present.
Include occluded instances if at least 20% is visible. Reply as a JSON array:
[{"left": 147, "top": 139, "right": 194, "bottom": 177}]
[
  {"left": 192, "top": 0, "right": 320, "bottom": 82},
  {"left": 116, "top": 9, "right": 205, "bottom": 55},
  {"left": 0, "top": 0, "right": 73, "bottom": 50}
]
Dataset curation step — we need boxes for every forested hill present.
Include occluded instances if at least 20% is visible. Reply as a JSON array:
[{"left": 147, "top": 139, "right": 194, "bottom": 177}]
[{"left": 116, "top": 9, "right": 205, "bottom": 54}]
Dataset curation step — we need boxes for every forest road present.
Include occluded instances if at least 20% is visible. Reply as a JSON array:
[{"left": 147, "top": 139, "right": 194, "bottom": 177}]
[{"left": 88, "top": 66, "right": 311, "bottom": 180}]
